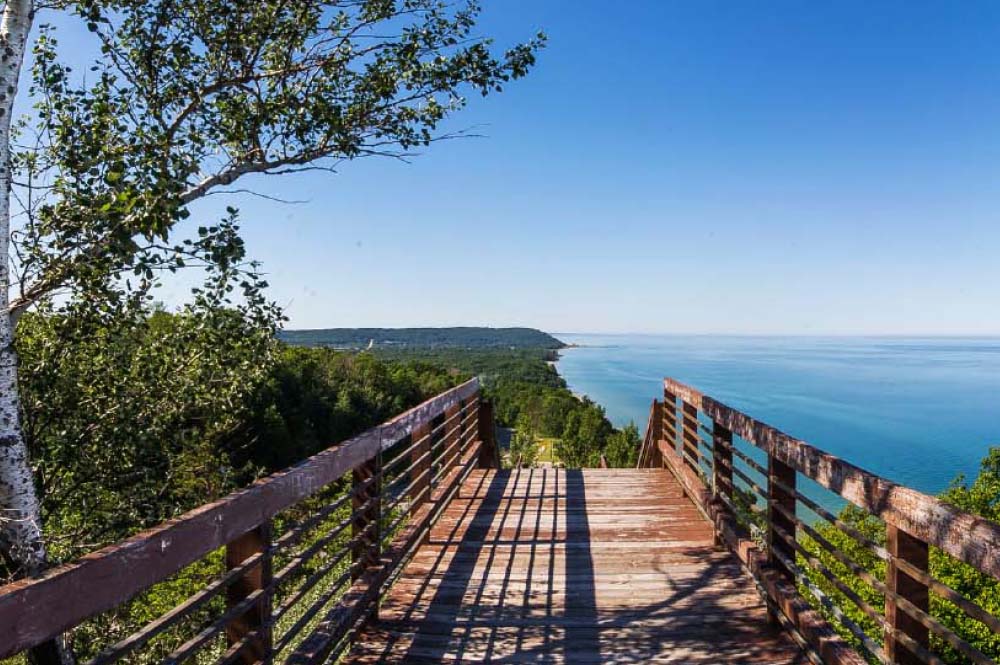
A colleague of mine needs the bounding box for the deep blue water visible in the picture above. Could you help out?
[556,334,1000,501]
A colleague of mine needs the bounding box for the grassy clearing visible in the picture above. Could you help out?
[537,437,560,464]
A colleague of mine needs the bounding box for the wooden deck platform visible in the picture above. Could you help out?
[343,468,808,663]
[6,380,999,664]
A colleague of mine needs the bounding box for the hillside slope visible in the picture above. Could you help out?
[279,327,565,350]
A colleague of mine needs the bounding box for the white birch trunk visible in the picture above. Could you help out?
[0,0,41,577]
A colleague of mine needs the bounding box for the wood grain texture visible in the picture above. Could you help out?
[476,400,499,469]
[653,429,867,665]
[288,440,483,665]
[664,377,1000,581]
[224,523,272,664]
[342,468,807,664]
[885,526,930,665]
[0,378,479,658]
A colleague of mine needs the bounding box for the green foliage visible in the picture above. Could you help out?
[509,416,539,467]
[11,2,544,316]
[942,447,1000,521]
[7,0,540,568]
[66,549,229,662]
[280,327,565,350]
[242,346,459,472]
[603,423,640,468]
[375,347,571,436]
[797,506,886,661]
[0,0,546,653]
[556,400,614,468]
[17,294,279,564]
[12,309,457,572]
[377,347,564,394]
[365,345,639,469]
[11,311,460,655]
[931,448,1000,662]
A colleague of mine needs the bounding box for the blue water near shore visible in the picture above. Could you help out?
[556,334,1000,506]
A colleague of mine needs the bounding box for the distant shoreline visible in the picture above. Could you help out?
[279,326,566,350]
[549,345,589,403]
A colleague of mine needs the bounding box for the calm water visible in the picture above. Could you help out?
[556,334,1000,500]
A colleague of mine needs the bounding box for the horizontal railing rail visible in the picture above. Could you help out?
[0,377,497,665]
[641,377,1000,665]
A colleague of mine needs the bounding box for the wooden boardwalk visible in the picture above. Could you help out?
[344,468,808,663]
[6,380,1000,664]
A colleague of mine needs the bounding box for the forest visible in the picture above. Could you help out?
[0,0,546,604]
[279,327,566,350]
[10,309,1000,662]
[372,344,640,469]
[11,320,461,577]
[284,325,643,468]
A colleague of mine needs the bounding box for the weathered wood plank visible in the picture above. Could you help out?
[655,421,866,665]
[768,454,797,626]
[664,377,1000,579]
[342,468,806,664]
[225,524,273,664]
[885,525,930,665]
[475,399,499,469]
[408,423,431,517]
[0,378,479,659]
[288,439,483,665]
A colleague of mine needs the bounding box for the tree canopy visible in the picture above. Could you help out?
[0,0,544,593]
[12,0,544,317]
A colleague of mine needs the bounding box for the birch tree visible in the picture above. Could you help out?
[0,0,44,579]
[0,0,543,581]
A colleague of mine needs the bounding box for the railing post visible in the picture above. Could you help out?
[439,401,463,482]
[681,400,700,474]
[662,389,678,466]
[458,397,472,466]
[649,400,663,468]
[352,455,381,624]
[767,453,796,626]
[476,398,499,468]
[885,525,929,664]
[225,522,273,664]
[711,422,733,547]
[409,422,431,516]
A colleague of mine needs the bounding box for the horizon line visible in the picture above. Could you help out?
[279,326,1000,339]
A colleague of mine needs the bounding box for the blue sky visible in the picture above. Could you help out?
[33,2,1000,334]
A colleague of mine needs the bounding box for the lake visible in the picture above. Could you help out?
[556,334,1000,503]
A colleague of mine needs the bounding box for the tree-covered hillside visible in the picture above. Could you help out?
[369,346,640,469]
[11,319,460,574]
[279,327,566,350]
[278,328,638,469]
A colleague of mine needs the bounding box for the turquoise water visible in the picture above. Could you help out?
[556,334,1000,499]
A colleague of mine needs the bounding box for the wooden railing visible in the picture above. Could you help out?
[638,377,1000,665]
[0,378,497,665]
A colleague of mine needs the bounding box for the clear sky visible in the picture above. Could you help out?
[35,2,1000,334]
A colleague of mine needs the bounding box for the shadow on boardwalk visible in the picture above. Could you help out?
[346,468,807,664]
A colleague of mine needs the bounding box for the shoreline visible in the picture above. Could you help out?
[550,345,589,403]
